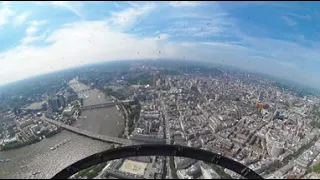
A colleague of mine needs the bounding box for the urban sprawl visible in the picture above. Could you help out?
[1,64,320,179]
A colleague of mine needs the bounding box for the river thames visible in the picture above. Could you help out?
[0,79,124,179]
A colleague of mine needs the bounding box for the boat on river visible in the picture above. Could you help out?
[50,139,71,150]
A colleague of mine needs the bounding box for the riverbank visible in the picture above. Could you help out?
[0,138,41,151]
[0,128,62,152]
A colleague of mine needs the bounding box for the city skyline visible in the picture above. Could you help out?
[0,2,320,88]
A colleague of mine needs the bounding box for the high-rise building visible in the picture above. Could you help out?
[258,91,264,102]
[57,95,65,109]
[152,73,158,87]
[48,98,59,112]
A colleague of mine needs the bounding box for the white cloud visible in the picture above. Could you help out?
[51,1,83,19]
[155,34,169,40]
[108,3,156,29]
[126,2,140,8]
[169,1,201,8]
[168,12,227,19]
[163,2,233,38]
[21,35,42,44]
[281,15,297,27]
[167,26,225,37]
[12,12,31,27]
[165,16,233,38]
[26,26,37,36]
[30,20,47,26]
[0,5,15,26]
[286,12,311,20]
[23,20,47,44]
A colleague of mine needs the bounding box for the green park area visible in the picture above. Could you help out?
[311,162,320,173]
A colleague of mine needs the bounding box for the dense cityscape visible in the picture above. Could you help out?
[1,60,320,179]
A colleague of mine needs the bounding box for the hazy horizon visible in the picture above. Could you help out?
[0,59,318,93]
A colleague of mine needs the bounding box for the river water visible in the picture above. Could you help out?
[0,79,124,179]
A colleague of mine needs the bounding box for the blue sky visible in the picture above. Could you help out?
[0,2,320,88]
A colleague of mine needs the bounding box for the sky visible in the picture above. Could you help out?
[0,2,320,88]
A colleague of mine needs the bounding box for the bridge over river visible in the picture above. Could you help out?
[80,100,135,110]
[41,117,133,146]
